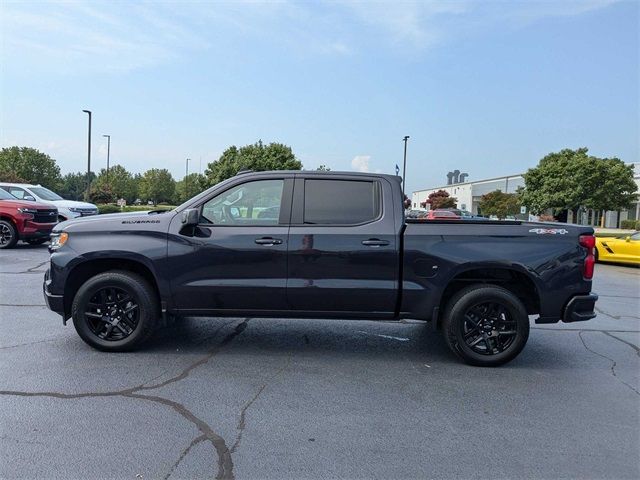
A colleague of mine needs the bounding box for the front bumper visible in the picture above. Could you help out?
[43,269,65,317]
[563,293,598,322]
[19,221,56,240]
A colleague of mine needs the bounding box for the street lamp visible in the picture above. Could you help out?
[402,135,410,196]
[82,110,92,198]
[103,135,111,185]
[185,158,191,197]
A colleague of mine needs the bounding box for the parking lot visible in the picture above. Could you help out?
[1,244,638,479]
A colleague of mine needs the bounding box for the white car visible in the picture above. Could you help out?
[0,183,98,221]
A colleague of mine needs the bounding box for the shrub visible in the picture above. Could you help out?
[98,204,121,214]
[620,219,635,229]
[537,214,557,222]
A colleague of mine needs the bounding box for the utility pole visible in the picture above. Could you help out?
[82,110,92,199]
[402,135,410,196]
[103,135,111,185]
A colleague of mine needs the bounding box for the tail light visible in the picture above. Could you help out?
[579,234,595,280]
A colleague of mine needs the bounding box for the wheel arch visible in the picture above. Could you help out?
[434,263,541,330]
[63,257,163,317]
[0,215,17,227]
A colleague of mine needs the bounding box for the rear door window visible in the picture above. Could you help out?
[7,187,28,199]
[303,179,380,225]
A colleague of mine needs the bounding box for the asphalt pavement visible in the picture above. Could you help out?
[1,243,639,479]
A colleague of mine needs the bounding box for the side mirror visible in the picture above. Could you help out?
[625,236,631,242]
[181,208,200,226]
[24,195,36,201]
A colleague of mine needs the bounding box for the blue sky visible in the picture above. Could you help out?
[1,0,638,194]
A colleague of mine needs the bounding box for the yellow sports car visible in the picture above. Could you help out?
[595,232,640,266]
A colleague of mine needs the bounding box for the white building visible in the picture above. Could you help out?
[411,174,525,216]
[412,163,640,228]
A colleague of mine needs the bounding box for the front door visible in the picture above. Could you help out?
[168,177,292,314]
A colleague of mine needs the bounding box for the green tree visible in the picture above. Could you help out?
[93,165,138,203]
[175,173,207,204]
[0,146,62,189]
[520,148,637,224]
[139,168,175,205]
[422,189,457,209]
[88,186,115,204]
[59,172,95,200]
[479,190,520,219]
[0,171,27,183]
[204,140,302,186]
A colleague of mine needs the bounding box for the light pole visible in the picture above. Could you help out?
[103,135,111,185]
[402,135,410,196]
[185,158,191,198]
[82,110,92,198]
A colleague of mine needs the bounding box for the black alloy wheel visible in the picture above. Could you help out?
[72,270,158,351]
[84,286,140,341]
[443,284,530,367]
[0,220,18,249]
[461,302,518,355]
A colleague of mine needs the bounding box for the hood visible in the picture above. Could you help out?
[0,198,57,210]
[48,199,97,209]
[55,209,175,233]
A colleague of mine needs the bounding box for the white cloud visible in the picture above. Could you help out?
[351,155,371,173]
[0,0,619,74]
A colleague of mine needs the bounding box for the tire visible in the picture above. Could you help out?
[72,270,159,351]
[0,220,18,249]
[442,284,530,367]
[26,238,48,245]
[594,248,599,262]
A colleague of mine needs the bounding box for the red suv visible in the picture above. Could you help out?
[426,209,461,220]
[0,188,58,248]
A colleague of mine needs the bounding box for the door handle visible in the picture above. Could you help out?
[255,237,283,245]
[361,239,390,247]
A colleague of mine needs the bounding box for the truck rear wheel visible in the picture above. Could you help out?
[442,285,529,367]
[71,271,159,352]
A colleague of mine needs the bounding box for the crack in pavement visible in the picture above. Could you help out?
[578,331,640,396]
[230,354,293,454]
[532,327,640,333]
[0,303,47,307]
[595,306,640,321]
[1,261,51,275]
[0,317,251,480]
[0,337,65,350]
[603,331,640,357]
[136,321,231,389]
[597,294,639,299]
[127,392,234,480]
[164,434,208,480]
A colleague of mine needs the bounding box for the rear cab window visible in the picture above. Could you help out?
[303,179,380,225]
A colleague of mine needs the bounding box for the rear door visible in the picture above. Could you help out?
[286,175,399,316]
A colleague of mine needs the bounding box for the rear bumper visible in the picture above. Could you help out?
[563,293,598,323]
[535,292,598,324]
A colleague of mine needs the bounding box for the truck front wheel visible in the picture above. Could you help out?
[0,220,18,249]
[71,271,159,351]
[442,285,530,367]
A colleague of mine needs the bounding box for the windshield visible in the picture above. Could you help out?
[0,188,16,200]
[29,187,63,201]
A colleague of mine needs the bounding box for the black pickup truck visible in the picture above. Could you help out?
[44,171,598,366]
